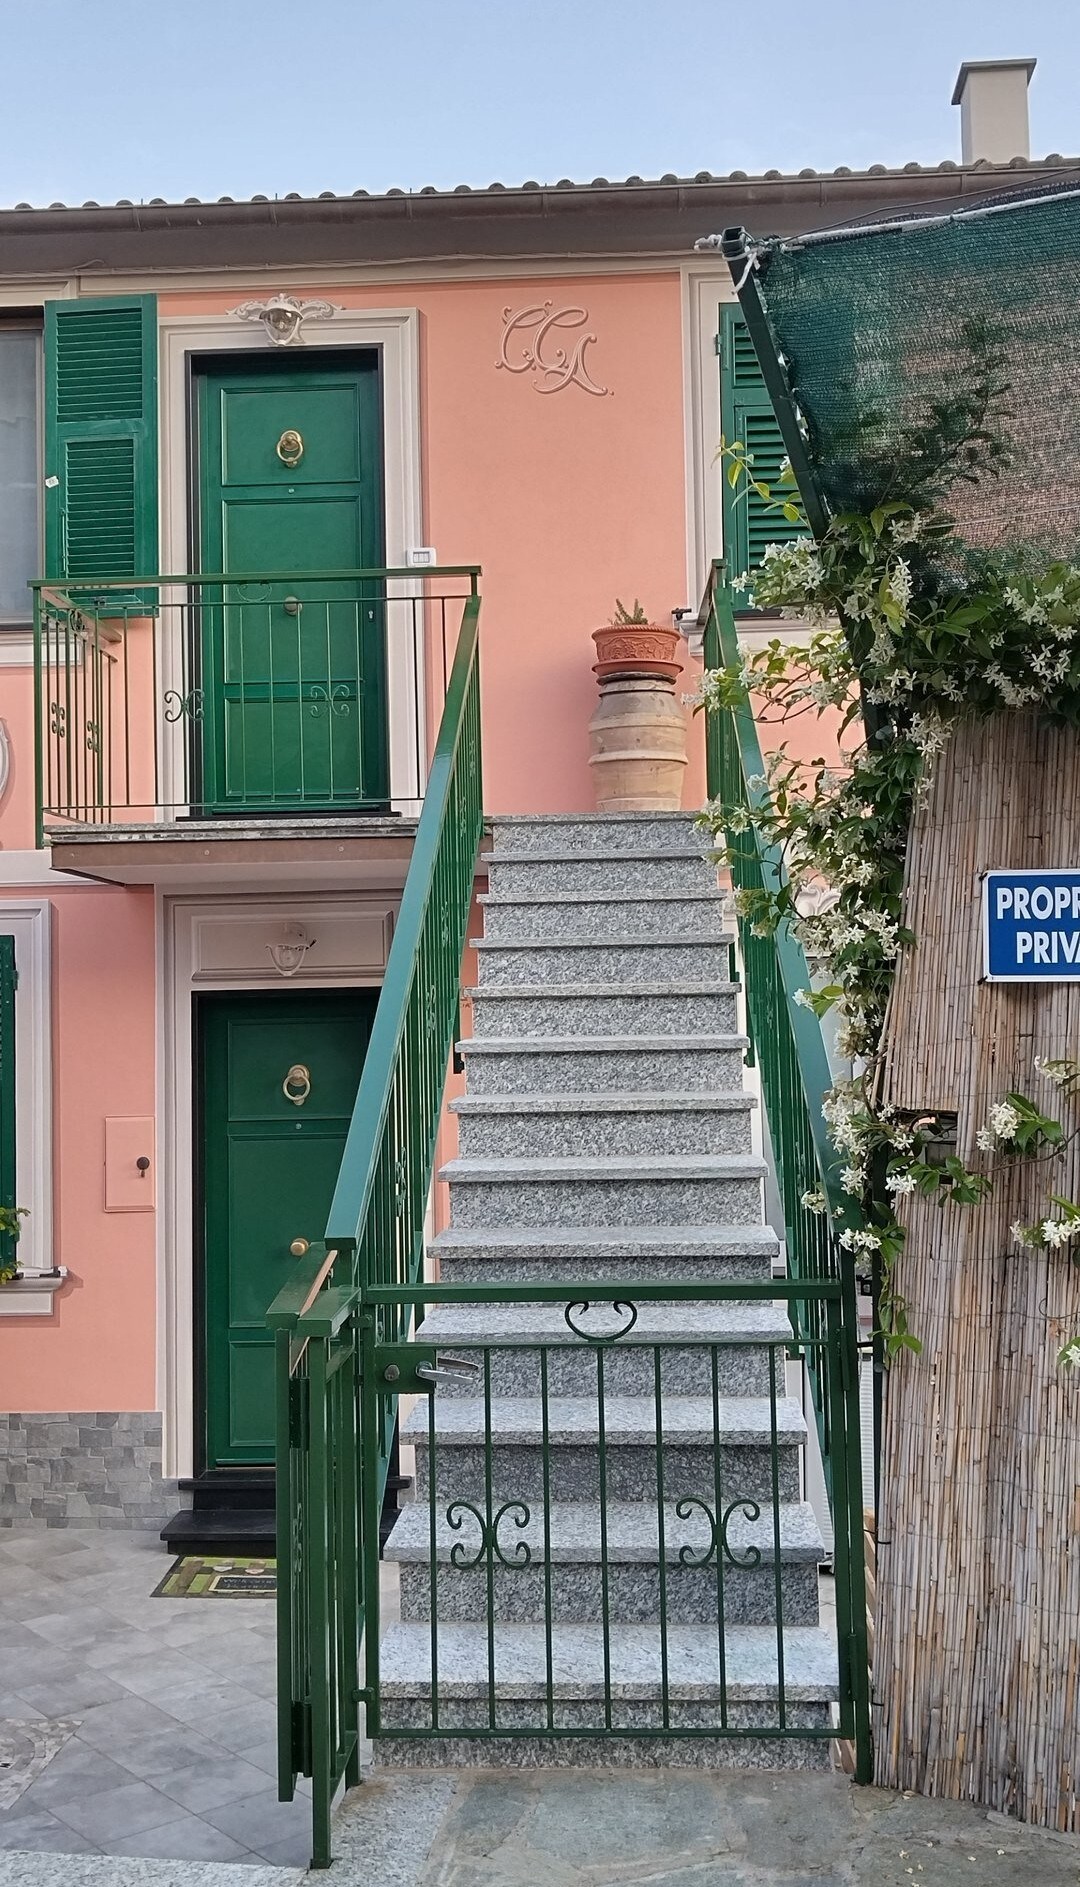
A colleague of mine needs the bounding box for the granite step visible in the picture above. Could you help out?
[475,935,733,985]
[477,895,730,945]
[486,850,720,900]
[457,1036,749,1095]
[466,982,740,1040]
[429,1222,780,1285]
[374,1619,837,1744]
[442,1155,765,1229]
[489,813,707,857]
[388,1499,824,1626]
[404,1393,805,1504]
[452,1091,754,1159]
[408,1298,789,1395]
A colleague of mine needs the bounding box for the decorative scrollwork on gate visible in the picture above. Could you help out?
[445,1499,533,1568]
[163,688,204,724]
[309,684,351,719]
[50,702,67,738]
[563,1300,639,1343]
[85,719,101,755]
[674,1495,763,1569]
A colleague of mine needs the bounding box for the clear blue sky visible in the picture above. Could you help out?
[2,0,1075,207]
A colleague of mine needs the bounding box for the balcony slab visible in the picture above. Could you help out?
[45,817,429,890]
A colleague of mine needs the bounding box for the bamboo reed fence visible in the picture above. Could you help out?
[875,713,1080,1827]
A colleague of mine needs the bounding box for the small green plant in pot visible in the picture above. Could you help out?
[0,1205,28,1283]
[592,598,683,682]
[588,597,688,812]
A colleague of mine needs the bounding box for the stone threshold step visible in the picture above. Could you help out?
[465,981,739,1000]
[429,1224,780,1261]
[386,1498,824,1566]
[458,1034,748,1057]
[473,940,732,961]
[441,1155,767,1183]
[450,1092,753,1117]
[493,814,701,826]
[413,1299,790,1346]
[485,844,715,863]
[378,1621,838,1700]
[402,1394,806,1449]
[477,891,729,909]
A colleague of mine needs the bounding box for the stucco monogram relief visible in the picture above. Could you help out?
[496,302,609,396]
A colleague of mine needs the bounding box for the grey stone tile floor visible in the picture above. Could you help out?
[0,1525,312,1876]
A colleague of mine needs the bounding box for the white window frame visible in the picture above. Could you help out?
[0,319,44,636]
[0,900,53,1275]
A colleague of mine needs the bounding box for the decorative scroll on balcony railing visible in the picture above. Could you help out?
[31,568,480,842]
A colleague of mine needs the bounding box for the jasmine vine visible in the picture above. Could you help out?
[695,445,1080,1360]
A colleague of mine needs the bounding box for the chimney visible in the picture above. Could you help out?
[952,58,1036,164]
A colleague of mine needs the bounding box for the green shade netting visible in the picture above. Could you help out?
[753,181,1080,573]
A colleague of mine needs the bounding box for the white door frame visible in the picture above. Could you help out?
[157,889,399,1480]
[158,309,426,811]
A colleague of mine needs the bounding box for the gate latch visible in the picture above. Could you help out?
[375,1344,481,1394]
[417,1354,482,1389]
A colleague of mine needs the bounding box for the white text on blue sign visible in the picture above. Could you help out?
[983,870,1080,980]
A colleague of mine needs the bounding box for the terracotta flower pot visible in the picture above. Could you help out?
[592,622,683,683]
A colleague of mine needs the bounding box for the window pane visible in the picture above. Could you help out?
[0,332,39,622]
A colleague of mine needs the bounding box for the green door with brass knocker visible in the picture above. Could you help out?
[196,351,386,813]
[199,988,378,1468]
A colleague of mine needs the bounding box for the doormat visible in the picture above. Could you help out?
[153,1555,276,1598]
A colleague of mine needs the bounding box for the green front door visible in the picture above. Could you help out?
[197,352,386,812]
[199,988,377,1469]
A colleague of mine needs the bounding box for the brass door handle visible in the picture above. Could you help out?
[276,429,303,468]
[283,1064,311,1106]
[290,1237,310,1258]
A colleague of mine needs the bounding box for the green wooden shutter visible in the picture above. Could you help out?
[43,295,158,584]
[0,936,16,1276]
[718,304,809,608]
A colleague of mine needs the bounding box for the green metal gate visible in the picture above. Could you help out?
[268,564,872,1868]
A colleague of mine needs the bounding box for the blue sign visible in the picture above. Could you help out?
[983,870,1080,981]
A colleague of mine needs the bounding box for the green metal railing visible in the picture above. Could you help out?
[700,564,860,1340]
[700,559,871,1761]
[267,586,482,1866]
[32,568,480,839]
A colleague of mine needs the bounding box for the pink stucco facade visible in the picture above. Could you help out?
[0,260,711,1432]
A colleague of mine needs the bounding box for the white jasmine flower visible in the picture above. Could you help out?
[989,1101,1020,1141]
[975,1127,997,1153]
[1041,1219,1075,1249]
[1059,1339,1080,1368]
[839,1227,882,1253]
[885,1170,917,1195]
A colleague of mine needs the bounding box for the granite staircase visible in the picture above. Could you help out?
[377,812,836,1765]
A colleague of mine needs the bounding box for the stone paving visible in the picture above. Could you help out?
[0,1525,310,1870]
[328,1769,1080,1887]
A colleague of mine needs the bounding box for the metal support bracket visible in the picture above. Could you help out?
[374,1343,438,1394]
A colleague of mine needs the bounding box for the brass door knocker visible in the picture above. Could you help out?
[283,1063,311,1106]
[276,429,304,468]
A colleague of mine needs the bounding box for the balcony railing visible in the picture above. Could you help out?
[32,567,480,843]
